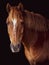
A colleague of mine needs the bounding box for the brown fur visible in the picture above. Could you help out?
[6,3,49,65]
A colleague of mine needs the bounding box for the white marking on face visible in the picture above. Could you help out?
[12,18,17,37]
[12,19,17,30]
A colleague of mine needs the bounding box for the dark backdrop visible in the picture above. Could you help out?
[0,0,49,65]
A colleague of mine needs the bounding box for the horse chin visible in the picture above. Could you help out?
[10,42,21,53]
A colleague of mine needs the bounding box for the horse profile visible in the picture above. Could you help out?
[6,3,49,65]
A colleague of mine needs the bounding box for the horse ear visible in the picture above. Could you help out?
[6,3,11,13]
[17,3,24,11]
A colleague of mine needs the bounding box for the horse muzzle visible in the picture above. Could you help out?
[10,43,21,53]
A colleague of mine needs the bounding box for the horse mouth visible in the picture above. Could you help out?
[10,43,21,53]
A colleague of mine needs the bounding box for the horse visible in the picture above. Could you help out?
[6,3,49,65]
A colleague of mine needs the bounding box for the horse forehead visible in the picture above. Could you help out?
[12,18,17,26]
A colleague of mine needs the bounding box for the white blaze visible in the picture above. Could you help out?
[12,19,17,30]
[12,18,17,36]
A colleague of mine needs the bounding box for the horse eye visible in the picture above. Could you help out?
[6,21,10,25]
[6,21,13,25]
[21,22,24,25]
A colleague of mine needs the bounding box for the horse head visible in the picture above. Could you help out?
[6,3,24,52]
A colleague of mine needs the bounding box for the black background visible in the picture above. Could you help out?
[0,0,49,65]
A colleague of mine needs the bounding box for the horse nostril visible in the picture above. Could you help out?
[17,43,21,49]
[10,43,21,53]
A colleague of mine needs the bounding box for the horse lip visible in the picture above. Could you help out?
[10,43,21,53]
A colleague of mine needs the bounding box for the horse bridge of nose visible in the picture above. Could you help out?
[12,18,17,32]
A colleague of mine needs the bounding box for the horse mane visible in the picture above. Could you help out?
[23,10,48,32]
